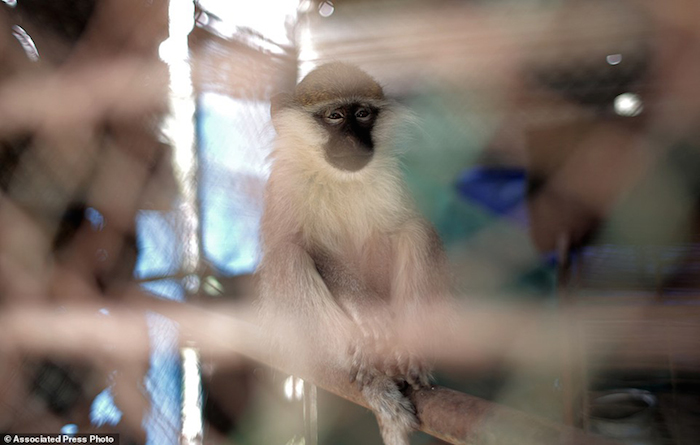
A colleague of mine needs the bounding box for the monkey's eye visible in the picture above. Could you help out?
[355,107,372,120]
[324,109,345,124]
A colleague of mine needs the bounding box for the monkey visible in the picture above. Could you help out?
[257,62,450,445]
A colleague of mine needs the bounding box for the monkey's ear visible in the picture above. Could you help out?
[270,92,292,119]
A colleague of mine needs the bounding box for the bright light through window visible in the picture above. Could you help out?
[197,0,299,45]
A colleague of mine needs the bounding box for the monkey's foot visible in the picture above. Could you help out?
[388,350,432,391]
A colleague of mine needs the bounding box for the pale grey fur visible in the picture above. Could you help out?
[257,89,449,445]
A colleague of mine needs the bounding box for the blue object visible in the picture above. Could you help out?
[90,387,122,427]
[60,424,79,435]
[455,167,527,215]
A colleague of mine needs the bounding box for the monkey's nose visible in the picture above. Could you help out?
[347,136,373,153]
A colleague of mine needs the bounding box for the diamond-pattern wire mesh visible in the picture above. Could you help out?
[0,0,180,440]
[0,0,291,440]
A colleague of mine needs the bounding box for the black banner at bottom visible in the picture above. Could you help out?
[3,435,119,445]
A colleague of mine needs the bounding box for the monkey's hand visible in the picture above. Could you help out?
[392,315,433,391]
[348,309,431,391]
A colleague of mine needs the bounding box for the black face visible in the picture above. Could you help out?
[315,102,379,172]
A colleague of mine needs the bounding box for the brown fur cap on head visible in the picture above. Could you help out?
[271,62,384,118]
[295,62,384,106]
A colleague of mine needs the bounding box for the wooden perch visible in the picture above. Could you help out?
[0,300,631,445]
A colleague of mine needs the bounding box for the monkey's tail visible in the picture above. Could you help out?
[362,375,418,445]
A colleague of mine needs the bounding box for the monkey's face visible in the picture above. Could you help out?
[271,63,393,175]
[314,102,378,172]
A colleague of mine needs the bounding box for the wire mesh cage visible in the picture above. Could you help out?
[1,0,700,444]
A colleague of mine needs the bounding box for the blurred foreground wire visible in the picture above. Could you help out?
[2,0,700,444]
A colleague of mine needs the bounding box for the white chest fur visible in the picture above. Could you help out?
[269,109,413,250]
[293,159,411,251]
